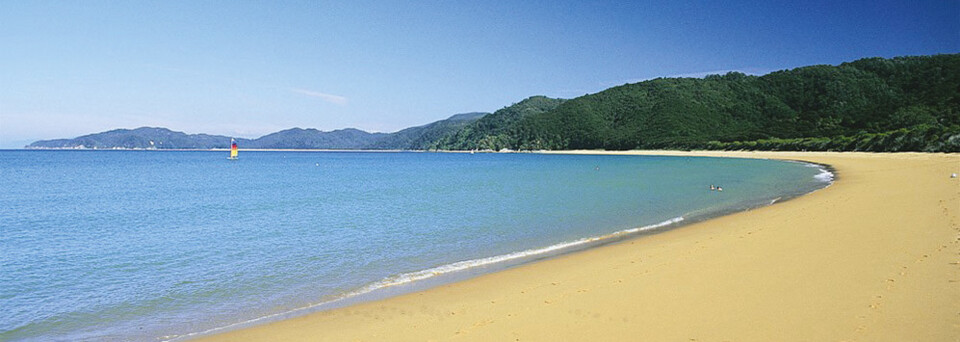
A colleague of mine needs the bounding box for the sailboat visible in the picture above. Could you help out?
[228,138,238,160]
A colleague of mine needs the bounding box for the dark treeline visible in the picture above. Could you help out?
[433,54,960,152]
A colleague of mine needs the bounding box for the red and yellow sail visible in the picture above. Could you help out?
[229,139,238,159]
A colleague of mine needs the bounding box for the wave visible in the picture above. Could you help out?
[814,168,834,182]
[361,216,685,290]
[798,161,834,183]
[169,215,685,341]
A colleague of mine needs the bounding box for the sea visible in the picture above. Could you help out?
[0,150,832,341]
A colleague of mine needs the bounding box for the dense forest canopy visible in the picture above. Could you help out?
[432,54,959,152]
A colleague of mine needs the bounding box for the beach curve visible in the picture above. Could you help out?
[194,151,960,342]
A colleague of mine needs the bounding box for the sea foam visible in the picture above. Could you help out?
[362,216,685,290]
[171,215,685,341]
[814,168,834,182]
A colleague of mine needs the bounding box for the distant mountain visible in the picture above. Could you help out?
[26,127,244,149]
[28,127,387,150]
[26,113,487,150]
[366,112,488,150]
[248,128,386,149]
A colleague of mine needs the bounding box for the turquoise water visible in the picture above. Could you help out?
[0,151,830,341]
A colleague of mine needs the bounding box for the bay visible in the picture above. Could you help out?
[0,151,830,341]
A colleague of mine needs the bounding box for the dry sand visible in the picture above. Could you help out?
[196,151,959,342]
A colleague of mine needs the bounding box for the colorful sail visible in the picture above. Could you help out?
[229,139,238,159]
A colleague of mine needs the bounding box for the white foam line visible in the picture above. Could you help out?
[366,216,684,290]
[814,167,834,182]
[169,216,685,341]
[799,161,834,184]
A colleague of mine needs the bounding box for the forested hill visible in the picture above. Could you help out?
[432,96,566,150]
[433,54,959,152]
[366,112,489,150]
[28,54,960,152]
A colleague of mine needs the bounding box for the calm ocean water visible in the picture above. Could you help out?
[0,151,830,341]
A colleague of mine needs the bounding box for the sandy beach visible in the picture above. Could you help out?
[196,151,959,341]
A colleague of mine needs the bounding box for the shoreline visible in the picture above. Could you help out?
[174,156,831,341]
[195,151,959,341]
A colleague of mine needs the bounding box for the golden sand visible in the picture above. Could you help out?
[196,152,959,341]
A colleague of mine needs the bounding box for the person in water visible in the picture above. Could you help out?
[717,186,723,192]
[710,185,716,191]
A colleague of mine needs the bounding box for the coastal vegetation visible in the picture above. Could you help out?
[28,54,960,152]
[430,96,566,151]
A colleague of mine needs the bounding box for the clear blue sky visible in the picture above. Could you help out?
[1,0,957,147]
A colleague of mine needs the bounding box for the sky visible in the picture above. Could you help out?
[1,0,957,148]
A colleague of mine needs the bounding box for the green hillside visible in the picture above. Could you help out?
[436,54,960,152]
[434,96,566,150]
[366,112,488,150]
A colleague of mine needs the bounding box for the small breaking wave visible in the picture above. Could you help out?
[363,216,685,290]
[814,168,834,182]
[801,162,834,183]
[172,216,685,341]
